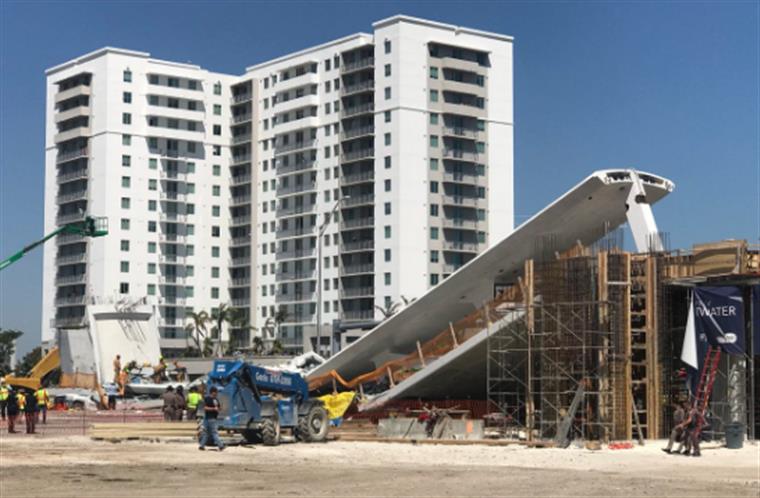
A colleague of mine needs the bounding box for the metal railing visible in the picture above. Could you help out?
[230,174,252,185]
[229,257,252,267]
[56,148,88,164]
[57,167,89,183]
[342,194,374,208]
[441,126,479,139]
[340,240,374,252]
[340,287,374,298]
[56,274,87,285]
[341,80,374,96]
[230,215,252,226]
[340,264,374,276]
[342,310,375,321]
[56,252,87,265]
[341,171,375,185]
[340,217,374,230]
[274,139,317,155]
[342,103,374,118]
[342,57,374,73]
[55,295,88,306]
[340,125,374,141]
[340,148,374,162]
[442,241,479,252]
[276,160,316,175]
[56,190,88,204]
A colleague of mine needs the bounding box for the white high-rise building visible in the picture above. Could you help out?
[42,16,514,355]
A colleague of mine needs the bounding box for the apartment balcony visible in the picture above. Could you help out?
[440,102,485,119]
[340,171,374,186]
[158,296,187,307]
[56,252,87,265]
[340,125,374,141]
[273,94,319,115]
[276,159,316,176]
[340,148,374,163]
[342,310,375,321]
[55,126,90,144]
[230,236,251,248]
[230,215,252,227]
[231,92,253,104]
[56,212,86,225]
[276,203,317,218]
[147,84,202,101]
[229,277,252,288]
[229,194,252,207]
[229,257,252,267]
[276,225,316,239]
[158,232,186,244]
[340,217,374,230]
[276,248,317,260]
[278,71,319,90]
[230,297,251,307]
[342,194,374,208]
[159,275,186,286]
[276,182,316,197]
[56,233,86,245]
[340,263,374,276]
[231,154,252,165]
[230,174,252,186]
[282,313,315,325]
[231,113,253,125]
[57,167,89,184]
[147,106,202,123]
[273,139,317,156]
[441,79,487,98]
[442,241,479,252]
[275,291,316,304]
[442,148,480,162]
[275,269,316,282]
[160,212,187,223]
[340,240,374,253]
[56,273,87,286]
[158,254,186,265]
[55,106,89,124]
[51,316,88,329]
[54,84,91,104]
[272,116,319,135]
[55,295,88,307]
[442,263,467,274]
[231,134,252,145]
[159,167,187,181]
[441,126,480,140]
[56,147,89,164]
[441,218,479,230]
[159,191,186,203]
[341,57,374,74]
[441,194,481,208]
[440,56,484,73]
[57,189,88,204]
[342,103,374,118]
[340,80,374,97]
[339,287,374,298]
[442,171,484,186]
[147,126,201,143]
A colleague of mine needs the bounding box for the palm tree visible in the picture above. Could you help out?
[273,306,289,342]
[184,311,210,357]
[251,337,265,355]
[210,303,240,356]
[400,295,417,306]
[374,301,401,320]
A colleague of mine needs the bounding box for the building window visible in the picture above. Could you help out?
[120,261,129,273]
[478,231,486,244]
[478,186,486,199]
[185,286,194,298]
[213,164,221,176]
[213,124,221,136]
[213,145,221,156]
[430,204,439,216]
[430,158,439,170]
[384,179,391,192]
[186,224,194,236]
[384,202,391,215]
[211,287,219,299]
[147,284,156,296]
[429,135,439,147]
[478,209,486,221]
[148,263,156,274]
[211,267,220,278]
[430,274,439,285]
[384,87,391,100]
[122,134,131,146]
[477,142,486,153]
[121,155,131,167]
[119,282,129,294]
[212,246,220,257]
[430,227,439,240]
[214,82,222,95]
[149,74,159,85]
[148,137,158,148]
[148,242,156,253]
[384,226,391,239]
[186,204,195,215]
[430,181,439,193]
[123,69,132,82]
[148,200,156,211]
[123,91,132,103]
[121,197,130,209]
[430,113,438,125]
[384,133,391,146]
[429,90,438,102]
[477,119,486,131]
[429,67,438,79]
[120,218,130,230]
[384,39,391,54]
[149,158,157,170]
[186,245,194,256]
[149,179,157,191]
[384,64,391,77]
[122,113,131,125]
[121,176,130,188]
[120,240,129,251]
[384,110,391,123]
[211,225,220,237]
[430,250,439,263]
[148,221,156,232]
[384,272,391,285]
[212,185,221,197]
[384,156,391,169]
[384,249,391,262]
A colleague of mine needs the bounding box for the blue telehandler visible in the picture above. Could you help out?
[206,359,328,446]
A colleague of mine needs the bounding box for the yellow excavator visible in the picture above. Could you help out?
[5,347,61,390]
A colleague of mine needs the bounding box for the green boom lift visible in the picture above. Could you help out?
[0,216,108,272]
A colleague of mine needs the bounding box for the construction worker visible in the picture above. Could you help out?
[173,360,187,382]
[198,386,224,451]
[16,389,26,424]
[153,356,168,383]
[186,386,202,419]
[113,355,122,384]
[662,401,688,454]
[174,385,186,421]
[161,385,176,421]
[24,389,37,434]
[6,386,19,433]
[35,385,50,424]
[681,405,702,457]
[0,378,9,420]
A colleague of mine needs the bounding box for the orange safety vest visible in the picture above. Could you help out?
[17,393,25,410]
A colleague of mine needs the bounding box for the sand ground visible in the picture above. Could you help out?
[0,435,758,497]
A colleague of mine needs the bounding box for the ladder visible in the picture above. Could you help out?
[692,345,721,436]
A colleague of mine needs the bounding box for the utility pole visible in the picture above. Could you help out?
[315,197,348,355]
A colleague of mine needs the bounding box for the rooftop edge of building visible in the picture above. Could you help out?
[373,14,514,43]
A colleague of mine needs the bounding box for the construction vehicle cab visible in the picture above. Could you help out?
[207,360,328,446]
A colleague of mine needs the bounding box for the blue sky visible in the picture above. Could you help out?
[1,1,758,356]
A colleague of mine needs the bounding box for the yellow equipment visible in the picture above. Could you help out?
[6,347,60,390]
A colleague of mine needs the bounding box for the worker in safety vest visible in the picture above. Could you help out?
[0,378,9,421]
[24,389,37,434]
[6,386,19,433]
[16,390,26,414]
[186,386,202,419]
[35,386,50,424]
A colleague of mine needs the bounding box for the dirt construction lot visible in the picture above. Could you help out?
[0,435,758,497]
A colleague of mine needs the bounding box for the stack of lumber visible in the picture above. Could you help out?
[90,422,197,441]
[330,419,378,441]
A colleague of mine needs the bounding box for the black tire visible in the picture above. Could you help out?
[242,428,262,444]
[299,405,329,443]
[261,417,280,446]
